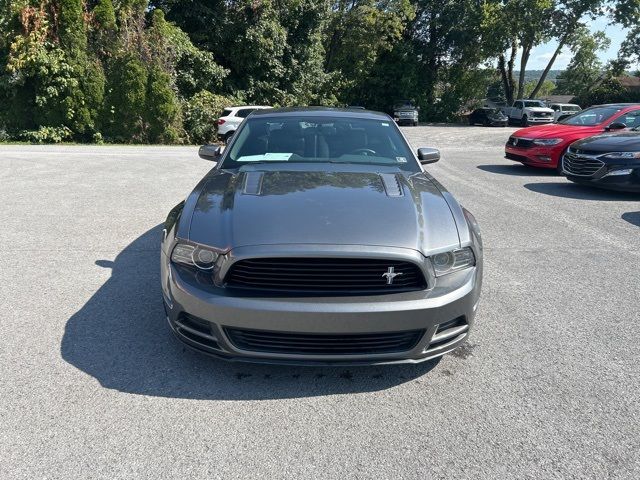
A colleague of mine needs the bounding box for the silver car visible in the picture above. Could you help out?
[161,107,483,365]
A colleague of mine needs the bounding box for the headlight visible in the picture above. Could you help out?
[532,138,563,146]
[171,242,224,270]
[430,247,476,277]
[600,151,640,160]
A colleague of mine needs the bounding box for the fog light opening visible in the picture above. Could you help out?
[604,168,633,177]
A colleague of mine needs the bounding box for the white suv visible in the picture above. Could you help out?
[549,103,581,122]
[217,106,272,142]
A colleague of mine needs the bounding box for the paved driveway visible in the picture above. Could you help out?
[1,128,639,479]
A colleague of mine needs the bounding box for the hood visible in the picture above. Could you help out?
[572,131,640,152]
[187,166,460,254]
[513,123,602,139]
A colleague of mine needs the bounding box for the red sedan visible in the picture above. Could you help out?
[504,103,640,171]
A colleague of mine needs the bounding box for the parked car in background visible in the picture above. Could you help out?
[550,103,582,122]
[505,103,640,172]
[217,106,272,142]
[163,107,483,365]
[393,101,419,126]
[500,99,554,126]
[563,127,640,192]
[468,108,508,127]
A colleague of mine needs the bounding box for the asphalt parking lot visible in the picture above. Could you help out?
[2,126,639,479]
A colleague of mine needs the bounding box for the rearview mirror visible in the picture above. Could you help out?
[606,122,627,131]
[417,147,440,164]
[198,144,223,161]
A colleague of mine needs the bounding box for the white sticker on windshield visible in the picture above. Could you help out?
[396,156,407,163]
[237,153,292,162]
[381,122,390,127]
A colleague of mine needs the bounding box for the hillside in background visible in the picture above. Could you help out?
[515,70,564,83]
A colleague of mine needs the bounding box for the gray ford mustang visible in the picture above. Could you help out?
[161,107,482,365]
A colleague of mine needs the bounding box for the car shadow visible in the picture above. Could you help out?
[622,211,640,227]
[477,164,558,177]
[61,225,441,400]
[524,182,640,201]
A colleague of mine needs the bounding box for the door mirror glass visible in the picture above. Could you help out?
[417,147,440,164]
[199,144,223,161]
[605,122,627,131]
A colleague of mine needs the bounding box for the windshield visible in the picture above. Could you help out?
[523,101,545,108]
[564,105,581,112]
[222,116,419,172]
[559,106,622,126]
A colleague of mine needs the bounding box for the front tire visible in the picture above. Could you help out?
[224,131,235,144]
[521,115,529,127]
[413,120,418,127]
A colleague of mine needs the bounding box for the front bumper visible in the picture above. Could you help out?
[161,250,482,365]
[528,117,553,124]
[564,161,640,192]
[505,145,560,168]
[395,118,417,126]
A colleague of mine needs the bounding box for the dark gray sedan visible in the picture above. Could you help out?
[161,108,483,365]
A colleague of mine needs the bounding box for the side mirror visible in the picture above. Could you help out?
[417,147,440,164]
[606,122,627,131]
[198,144,223,161]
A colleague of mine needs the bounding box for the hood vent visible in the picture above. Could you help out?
[243,172,264,195]
[379,173,404,197]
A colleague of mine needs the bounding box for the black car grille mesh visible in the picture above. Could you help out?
[507,136,534,148]
[224,327,425,355]
[563,154,605,177]
[224,258,427,295]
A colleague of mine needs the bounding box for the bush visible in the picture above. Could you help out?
[146,67,182,143]
[183,91,238,144]
[18,126,73,143]
[102,55,148,142]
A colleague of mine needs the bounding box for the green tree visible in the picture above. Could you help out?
[574,76,640,106]
[146,66,181,143]
[324,0,415,104]
[102,55,148,142]
[555,29,610,96]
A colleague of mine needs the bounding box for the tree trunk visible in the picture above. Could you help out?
[517,43,532,99]
[498,42,517,104]
[529,37,567,98]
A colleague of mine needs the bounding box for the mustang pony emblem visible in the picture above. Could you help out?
[382,267,403,285]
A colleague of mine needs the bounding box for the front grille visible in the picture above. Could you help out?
[224,327,425,355]
[507,136,533,148]
[563,154,605,177]
[505,152,529,162]
[224,258,427,295]
[532,112,552,118]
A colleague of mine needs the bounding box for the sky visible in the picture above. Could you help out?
[522,15,636,70]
